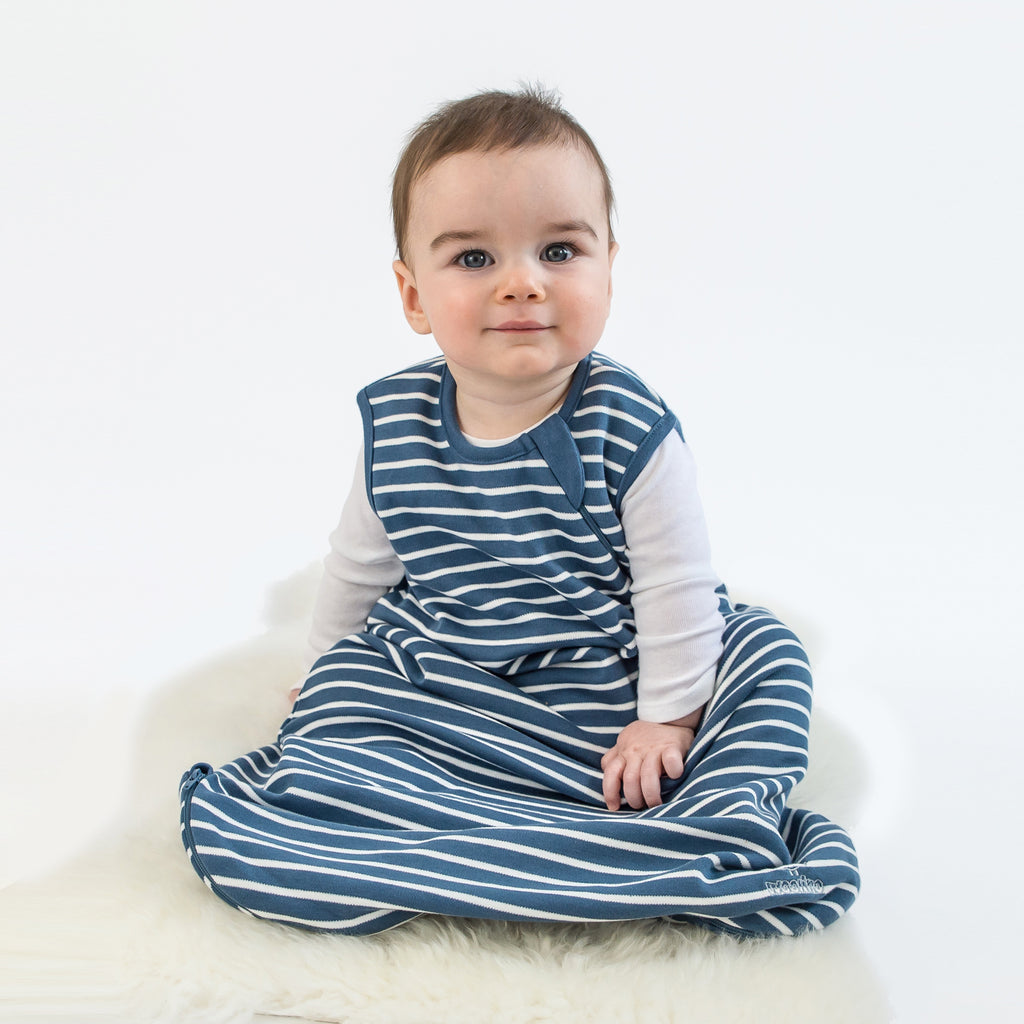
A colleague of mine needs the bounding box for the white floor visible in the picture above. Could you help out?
[2,4,1022,1022]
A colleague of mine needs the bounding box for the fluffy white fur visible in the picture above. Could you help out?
[0,568,889,1024]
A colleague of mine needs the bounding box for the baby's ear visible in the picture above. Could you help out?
[393,261,432,335]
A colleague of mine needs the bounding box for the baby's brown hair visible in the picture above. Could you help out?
[391,85,615,263]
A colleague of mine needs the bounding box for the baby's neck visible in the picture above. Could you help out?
[453,368,576,440]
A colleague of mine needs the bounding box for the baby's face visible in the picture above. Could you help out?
[393,144,617,400]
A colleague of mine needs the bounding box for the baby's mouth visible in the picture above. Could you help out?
[492,320,550,332]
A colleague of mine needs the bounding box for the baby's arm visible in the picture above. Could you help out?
[290,448,403,703]
[601,431,723,809]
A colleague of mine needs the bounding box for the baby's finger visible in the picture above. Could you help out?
[622,758,645,810]
[662,747,686,780]
[640,756,664,808]
[602,755,624,811]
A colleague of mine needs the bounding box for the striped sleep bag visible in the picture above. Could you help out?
[179,354,860,937]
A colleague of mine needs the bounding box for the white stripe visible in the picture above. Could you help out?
[378,504,583,523]
[374,456,549,473]
[581,381,665,417]
[427,607,592,629]
[368,391,440,405]
[373,435,450,450]
[575,404,652,432]
[397,537,616,571]
[374,412,442,428]
[378,368,443,382]
[420,592,571,612]
[571,428,639,453]
[374,481,565,497]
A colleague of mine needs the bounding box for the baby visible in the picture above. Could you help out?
[296,86,724,812]
[181,88,859,937]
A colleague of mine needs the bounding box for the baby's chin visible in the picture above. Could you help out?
[487,339,597,378]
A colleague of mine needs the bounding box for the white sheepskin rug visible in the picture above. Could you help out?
[0,568,889,1024]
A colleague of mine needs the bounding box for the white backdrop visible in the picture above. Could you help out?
[2,3,1021,1021]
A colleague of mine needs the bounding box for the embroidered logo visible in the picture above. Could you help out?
[764,866,825,896]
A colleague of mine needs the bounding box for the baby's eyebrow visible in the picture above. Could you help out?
[546,220,598,239]
[429,229,484,252]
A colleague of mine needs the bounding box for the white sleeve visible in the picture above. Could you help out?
[302,447,405,673]
[621,430,725,722]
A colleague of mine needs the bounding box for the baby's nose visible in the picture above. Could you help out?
[498,261,545,302]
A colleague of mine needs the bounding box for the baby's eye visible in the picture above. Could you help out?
[542,243,575,263]
[456,250,492,269]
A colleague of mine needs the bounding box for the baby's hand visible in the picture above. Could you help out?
[600,719,697,811]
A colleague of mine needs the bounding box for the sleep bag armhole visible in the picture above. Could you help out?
[356,388,377,515]
[615,413,683,516]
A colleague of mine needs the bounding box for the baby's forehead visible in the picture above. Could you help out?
[412,143,608,207]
